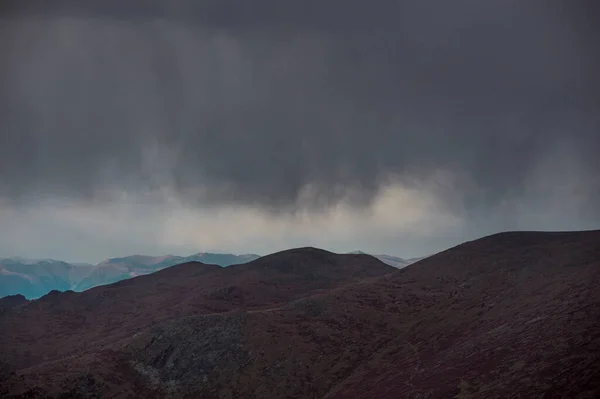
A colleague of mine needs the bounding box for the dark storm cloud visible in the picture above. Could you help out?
[1,1,599,216]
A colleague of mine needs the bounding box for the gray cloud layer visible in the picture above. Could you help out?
[0,1,599,260]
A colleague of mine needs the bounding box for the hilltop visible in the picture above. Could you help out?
[1,251,418,299]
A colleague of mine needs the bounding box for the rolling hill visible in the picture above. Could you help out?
[72,253,261,292]
[1,252,416,299]
[1,231,599,398]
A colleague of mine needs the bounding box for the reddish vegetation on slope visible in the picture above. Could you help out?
[0,249,393,373]
[1,231,599,398]
[0,294,27,312]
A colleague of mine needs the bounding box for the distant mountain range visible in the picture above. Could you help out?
[0,251,421,299]
[0,253,259,299]
[0,258,80,300]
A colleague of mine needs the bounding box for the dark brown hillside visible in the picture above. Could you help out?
[2,231,600,398]
[0,294,27,312]
[324,230,600,398]
[0,248,393,375]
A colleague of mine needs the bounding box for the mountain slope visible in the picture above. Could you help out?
[1,251,411,299]
[0,248,393,387]
[0,294,28,313]
[73,253,260,292]
[1,231,599,398]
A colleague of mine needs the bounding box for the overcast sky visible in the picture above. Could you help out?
[1,1,599,263]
